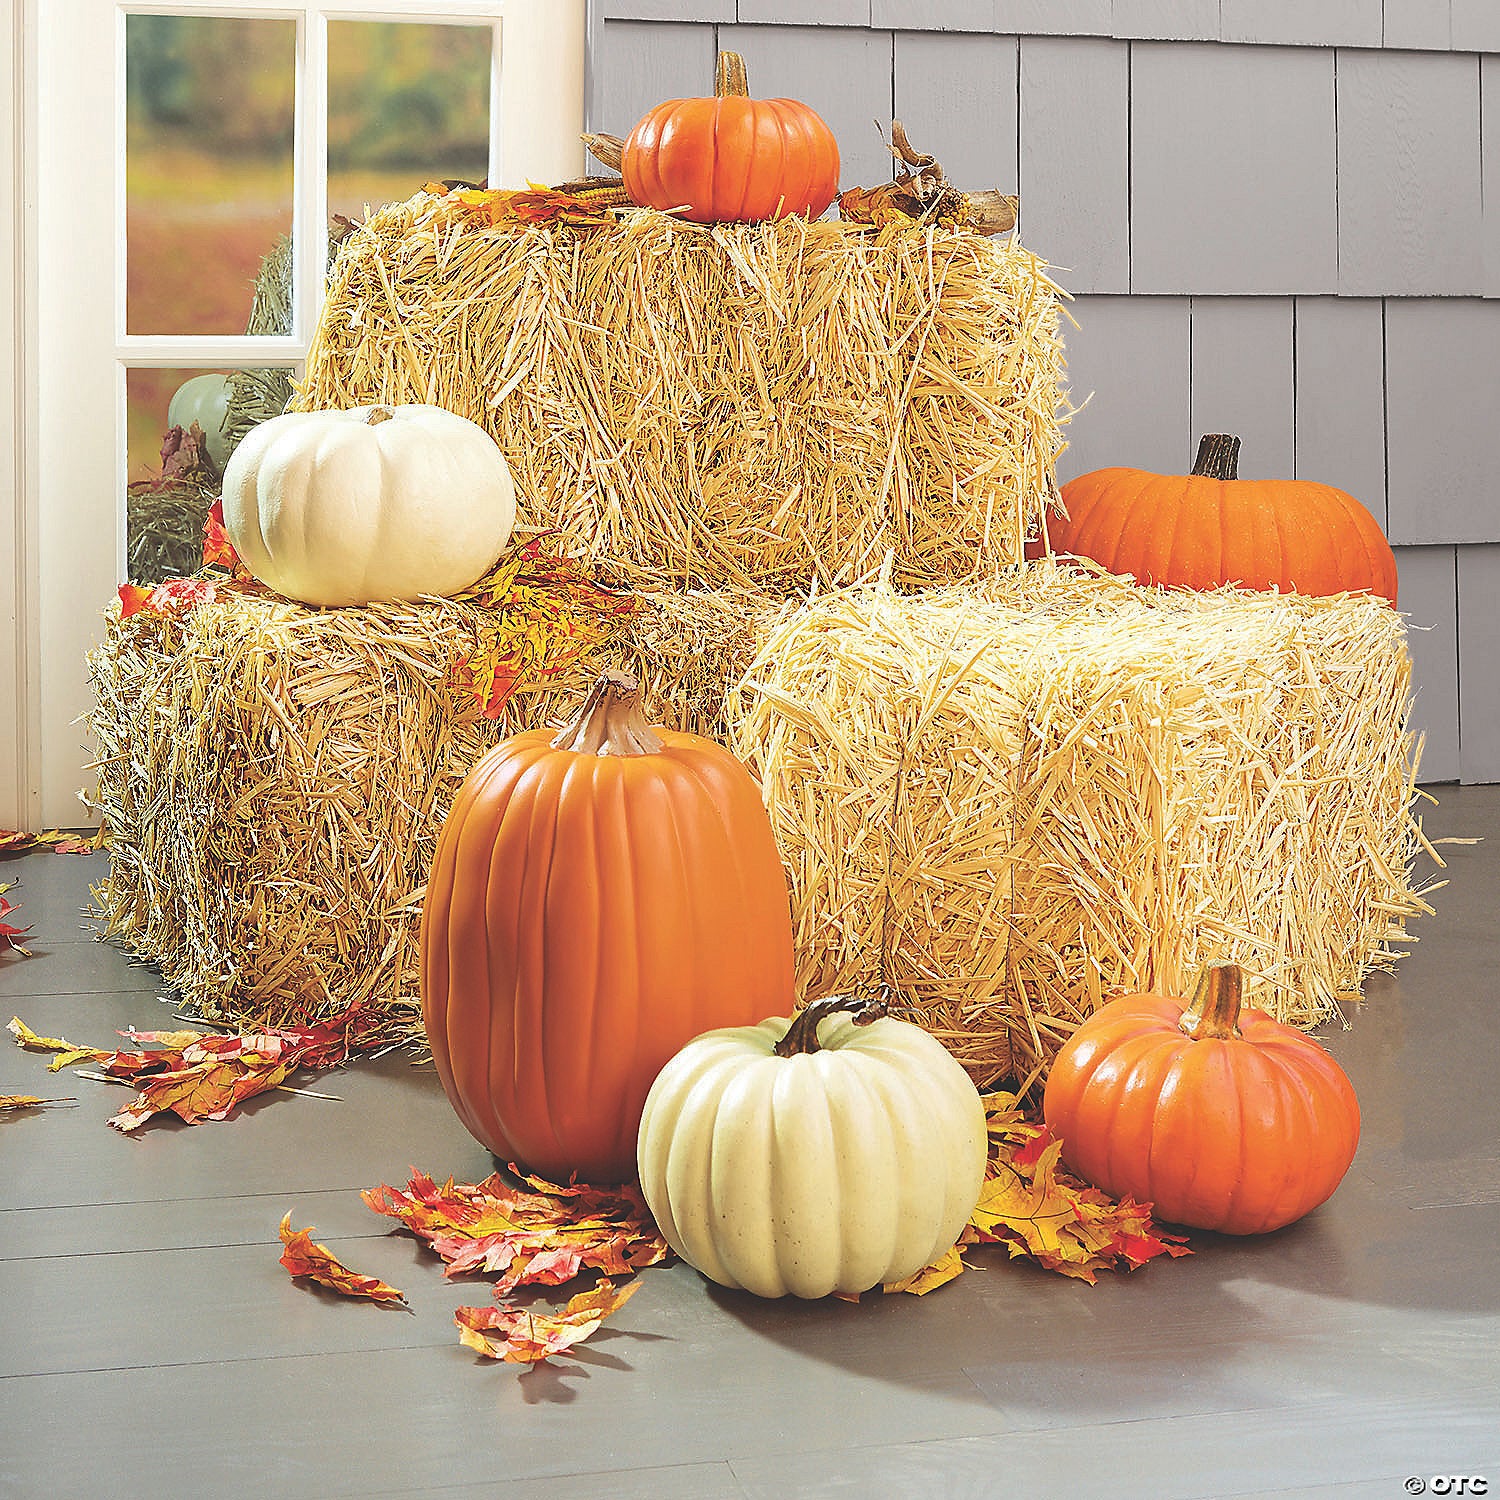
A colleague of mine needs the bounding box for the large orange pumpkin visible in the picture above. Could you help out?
[1042,963,1361,1235]
[420,670,796,1184]
[620,52,840,225]
[1045,434,1398,605]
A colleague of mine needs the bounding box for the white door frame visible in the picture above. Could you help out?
[6,0,586,830]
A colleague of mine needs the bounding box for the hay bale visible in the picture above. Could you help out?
[730,561,1438,1088]
[295,194,1067,594]
[85,576,770,1033]
[126,474,217,586]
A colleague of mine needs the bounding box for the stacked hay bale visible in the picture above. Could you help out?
[295,196,1065,592]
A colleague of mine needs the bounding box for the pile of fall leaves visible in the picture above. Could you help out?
[6,1003,1189,1367]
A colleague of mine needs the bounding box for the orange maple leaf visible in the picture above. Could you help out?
[202,499,241,571]
[363,1167,671,1289]
[884,1092,1191,1294]
[455,1277,640,1363]
[108,1057,293,1132]
[278,1213,409,1307]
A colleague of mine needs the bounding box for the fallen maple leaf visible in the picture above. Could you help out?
[960,1093,1191,1283]
[202,499,241,571]
[0,899,32,956]
[116,577,219,623]
[883,1245,967,1297]
[50,834,100,856]
[1,1094,76,1111]
[455,1277,640,1363]
[1,828,94,856]
[109,1056,294,1131]
[884,1093,1191,1294]
[8,1002,400,1132]
[363,1167,670,1289]
[278,1213,409,1307]
[449,536,636,720]
[7,1017,106,1065]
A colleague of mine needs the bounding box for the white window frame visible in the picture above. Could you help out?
[6,0,585,829]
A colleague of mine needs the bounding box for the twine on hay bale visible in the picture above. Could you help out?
[729,560,1440,1088]
[85,569,773,1034]
[294,193,1068,594]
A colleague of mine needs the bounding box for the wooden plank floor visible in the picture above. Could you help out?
[2,787,1499,1500]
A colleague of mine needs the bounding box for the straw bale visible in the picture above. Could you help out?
[294,195,1067,594]
[730,561,1438,1088]
[126,474,217,586]
[85,579,769,1033]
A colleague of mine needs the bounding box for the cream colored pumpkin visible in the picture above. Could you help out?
[636,996,987,1299]
[168,373,233,472]
[221,404,516,607]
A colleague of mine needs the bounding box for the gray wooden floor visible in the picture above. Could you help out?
[2,788,1499,1500]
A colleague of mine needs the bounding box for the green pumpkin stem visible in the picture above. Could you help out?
[774,993,890,1058]
[1179,962,1244,1041]
[1191,434,1241,481]
[716,51,751,98]
[551,670,664,757]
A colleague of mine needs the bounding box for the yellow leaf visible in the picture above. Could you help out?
[7,1016,106,1063]
[883,1244,967,1296]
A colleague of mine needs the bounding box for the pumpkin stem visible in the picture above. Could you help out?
[1179,962,1244,1041]
[716,51,750,98]
[1191,434,1241,480]
[551,671,664,757]
[774,993,890,1058]
[367,406,395,426]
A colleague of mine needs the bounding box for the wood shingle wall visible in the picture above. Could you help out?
[592,1,1500,783]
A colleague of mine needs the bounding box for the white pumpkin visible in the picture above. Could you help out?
[636,995,987,1300]
[221,404,517,607]
[168,373,233,472]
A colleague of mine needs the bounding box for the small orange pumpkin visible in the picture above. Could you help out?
[420,669,795,1184]
[1044,434,1398,605]
[620,52,840,225]
[1042,963,1360,1235]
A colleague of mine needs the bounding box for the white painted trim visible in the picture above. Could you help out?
[2,0,41,832]
[22,0,585,826]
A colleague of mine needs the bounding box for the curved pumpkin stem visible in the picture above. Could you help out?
[1179,962,1244,1041]
[551,670,664,757]
[1191,434,1241,481]
[716,51,751,98]
[774,992,889,1057]
[367,406,395,426]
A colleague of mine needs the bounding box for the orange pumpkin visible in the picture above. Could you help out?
[620,52,840,225]
[420,670,795,1184]
[1045,434,1398,605]
[1042,963,1360,1235]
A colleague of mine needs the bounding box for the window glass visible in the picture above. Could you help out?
[327,20,492,221]
[126,365,293,585]
[125,15,297,336]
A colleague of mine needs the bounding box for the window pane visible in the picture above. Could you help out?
[327,21,491,221]
[126,365,293,585]
[125,15,296,336]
